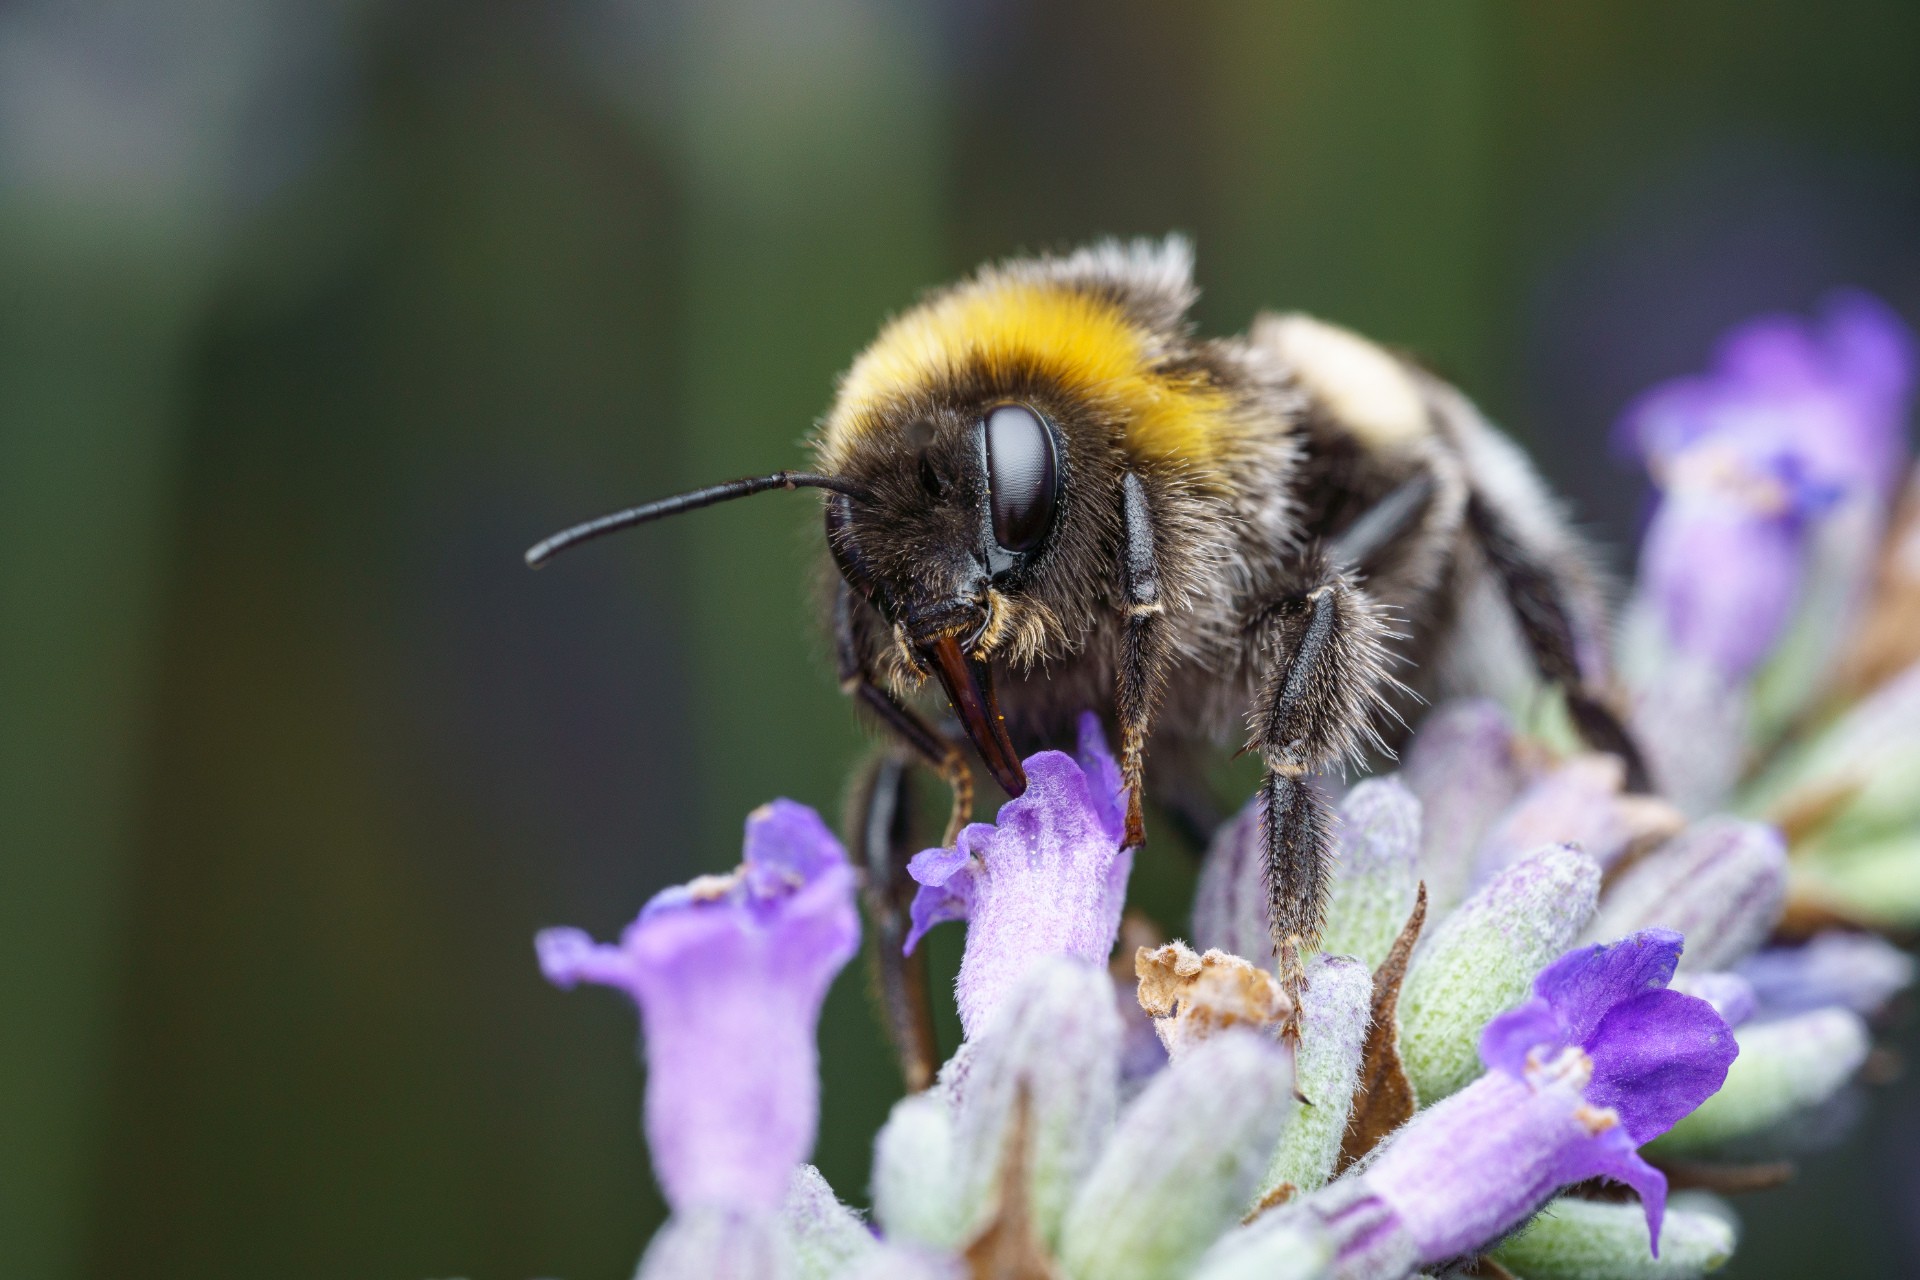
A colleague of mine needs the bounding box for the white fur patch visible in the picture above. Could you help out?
[1263,314,1429,450]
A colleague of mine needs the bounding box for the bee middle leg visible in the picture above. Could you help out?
[1248,553,1401,1036]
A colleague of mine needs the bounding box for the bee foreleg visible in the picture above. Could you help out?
[1248,556,1401,1037]
[836,580,968,1090]
[1115,471,1170,849]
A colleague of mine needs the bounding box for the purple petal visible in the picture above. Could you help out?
[903,837,983,954]
[536,799,860,1214]
[907,731,1134,1040]
[1571,1125,1671,1256]
[1478,998,1571,1080]
[1583,988,1738,1143]
[1074,710,1127,844]
[1530,930,1684,1047]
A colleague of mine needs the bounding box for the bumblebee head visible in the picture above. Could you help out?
[527,237,1215,802]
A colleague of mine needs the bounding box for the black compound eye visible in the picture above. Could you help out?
[983,403,1060,554]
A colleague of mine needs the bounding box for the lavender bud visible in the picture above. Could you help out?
[1491,1194,1737,1279]
[1587,818,1788,971]
[1320,778,1423,969]
[781,1165,877,1280]
[1654,1008,1870,1153]
[1401,700,1526,911]
[1399,844,1602,1102]
[839,1244,965,1280]
[1191,799,1267,960]
[1739,930,1916,1017]
[951,956,1121,1247]
[870,1093,962,1248]
[1058,1030,1296,1280]
[1259,955,1374,1199]
[1476,755,1681,881]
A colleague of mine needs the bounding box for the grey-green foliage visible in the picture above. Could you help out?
[1057,1030,1294,1280]
[1492,1194,1737,1279]
[1399,843,1600,1102]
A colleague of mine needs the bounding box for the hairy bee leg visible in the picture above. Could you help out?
[1115,471,1171,849]
[1463,492,1653,792]
[1249,562,1399,1038]
[846,749,939,1092]
[850,682,974,843]
[1262,768,1335,1038]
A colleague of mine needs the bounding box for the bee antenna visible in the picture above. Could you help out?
[525,470,870,568]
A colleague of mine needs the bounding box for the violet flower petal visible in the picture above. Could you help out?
[1583,987,1740,1144]
[536,800,860,1215]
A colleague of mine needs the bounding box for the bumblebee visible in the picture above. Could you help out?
[529,237,1644,1079]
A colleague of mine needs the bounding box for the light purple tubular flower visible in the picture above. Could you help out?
[1620,290,1915,679]
[905,712,1131,1040]
[1335,931,1735,1270]
[535,800,860,1215]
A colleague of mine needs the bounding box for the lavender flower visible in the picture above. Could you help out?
[1621,290,1912,678]
[536,800,859,1216]
[904,711,1130,1038]
[1620,291,1916,809]
[524,292,1920,1280]
[1311,932,1735,1274]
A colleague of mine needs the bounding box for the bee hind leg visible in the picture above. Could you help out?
[1463,491,1653,792]
[1248,553,1402,1038]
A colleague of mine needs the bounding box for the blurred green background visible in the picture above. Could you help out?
[4,2,1919,1276]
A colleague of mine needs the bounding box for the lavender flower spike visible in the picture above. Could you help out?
[1620,289,1915,681]
[906,712,1131,1039]
[1313,931,1736,1274]
[536,800,859,1215]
